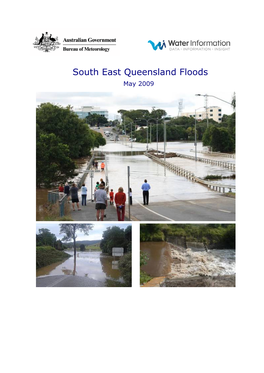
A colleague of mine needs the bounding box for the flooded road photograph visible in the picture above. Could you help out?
[36,223,132,287]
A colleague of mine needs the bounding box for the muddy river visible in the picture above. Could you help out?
[141,242,235,278]
[36,251,124,284]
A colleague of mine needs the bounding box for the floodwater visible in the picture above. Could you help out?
[141,241,235,278]
[94,140,236,202]
[36,157,89,220]
[36,251,124,284]
[36,139,236,216]
[170,244,235,278]
[140,242,172,277]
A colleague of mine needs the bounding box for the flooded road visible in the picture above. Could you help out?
[141,241,235,278]
[37,140,236,218]
[93,140,235,204]
[36,251,124,284]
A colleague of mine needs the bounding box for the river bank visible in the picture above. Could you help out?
[36,246,71,269]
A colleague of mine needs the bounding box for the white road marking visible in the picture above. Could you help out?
[218,209,231,213]
[134,199,174,221]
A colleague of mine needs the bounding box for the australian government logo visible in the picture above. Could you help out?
[148,39,231,52]
[33,32,60,52]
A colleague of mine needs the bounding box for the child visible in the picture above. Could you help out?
[109,189,114,205]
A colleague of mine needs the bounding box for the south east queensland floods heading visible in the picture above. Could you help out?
[72,68,209,76]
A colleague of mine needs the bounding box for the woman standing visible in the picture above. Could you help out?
[114,187,126,221]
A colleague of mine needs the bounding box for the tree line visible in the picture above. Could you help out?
[140,224,235,249]
[117,107,235,153]
[36,103,106,187]
[100,226,132,255]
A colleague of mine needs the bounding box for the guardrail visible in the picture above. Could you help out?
[149,149,235,171]
[146,152,235,193]
[48,191,68,217]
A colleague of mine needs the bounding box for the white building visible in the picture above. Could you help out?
[74,106,108,119]
[181,106,222,123]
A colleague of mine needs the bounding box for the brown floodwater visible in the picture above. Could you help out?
[36,251,124,284]
[141,241,235,279]
[36,157,89,220]
[141,242,172,277]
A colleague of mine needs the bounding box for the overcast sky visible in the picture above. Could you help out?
[36,223,131,241]
[36,92,235,119]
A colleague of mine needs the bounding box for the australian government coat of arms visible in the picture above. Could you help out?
[33,32,60,52]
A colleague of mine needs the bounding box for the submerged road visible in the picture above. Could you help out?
[72,135,236,222]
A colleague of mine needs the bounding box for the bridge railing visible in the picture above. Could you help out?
[149,149,235,171]
[146,152,235,193]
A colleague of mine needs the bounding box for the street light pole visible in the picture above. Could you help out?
[156,119,159,152]
[194,106,205,161]
[195,93,233,127]
[164,119,166,176]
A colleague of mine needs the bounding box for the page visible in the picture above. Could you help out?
[2,2,263,373]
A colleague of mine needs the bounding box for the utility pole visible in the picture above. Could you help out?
[127,166,131,220]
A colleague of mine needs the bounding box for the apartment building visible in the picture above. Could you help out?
[181,106,222,123]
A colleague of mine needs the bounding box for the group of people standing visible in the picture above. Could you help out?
[58,178,151,220]
[94,184,127,221]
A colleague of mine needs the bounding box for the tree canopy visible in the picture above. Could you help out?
[100,226,132,255]
[36,103,106,187]
[59,224,94,258]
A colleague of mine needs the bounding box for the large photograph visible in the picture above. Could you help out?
[36,92,236,222]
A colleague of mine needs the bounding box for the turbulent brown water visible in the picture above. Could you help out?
[169,244,235,278]
[141,242,235,278]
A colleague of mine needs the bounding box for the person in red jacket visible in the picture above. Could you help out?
[114,187,126,221]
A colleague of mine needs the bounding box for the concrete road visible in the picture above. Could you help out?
[129,195,235,221]
[36,275,105,287]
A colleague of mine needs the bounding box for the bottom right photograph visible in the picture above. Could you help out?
[140,224,235,287]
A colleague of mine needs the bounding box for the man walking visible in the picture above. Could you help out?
[141,179,151,205]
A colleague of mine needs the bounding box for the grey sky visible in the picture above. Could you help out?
[36,223,131,241]
[36,92,235,119]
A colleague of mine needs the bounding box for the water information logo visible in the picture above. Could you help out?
[148,40,166,50]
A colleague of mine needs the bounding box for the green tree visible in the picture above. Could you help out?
[118,253,132,286]
[36,132,76,187]
[37,103,97,159]
[100,226,129,255]
[36,228,57,247]
[59,224,93,260]
[80,244,85,251]
[85,113,108,126]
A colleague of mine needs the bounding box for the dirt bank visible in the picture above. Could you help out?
[161,275,235,287]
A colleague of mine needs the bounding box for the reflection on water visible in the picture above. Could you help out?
[36,251,123,283]
[141,242,235,278]
[141,242,172,277]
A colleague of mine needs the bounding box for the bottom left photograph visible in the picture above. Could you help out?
[36,223,132,287]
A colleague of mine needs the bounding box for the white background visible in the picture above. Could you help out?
[1,1,263,373]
